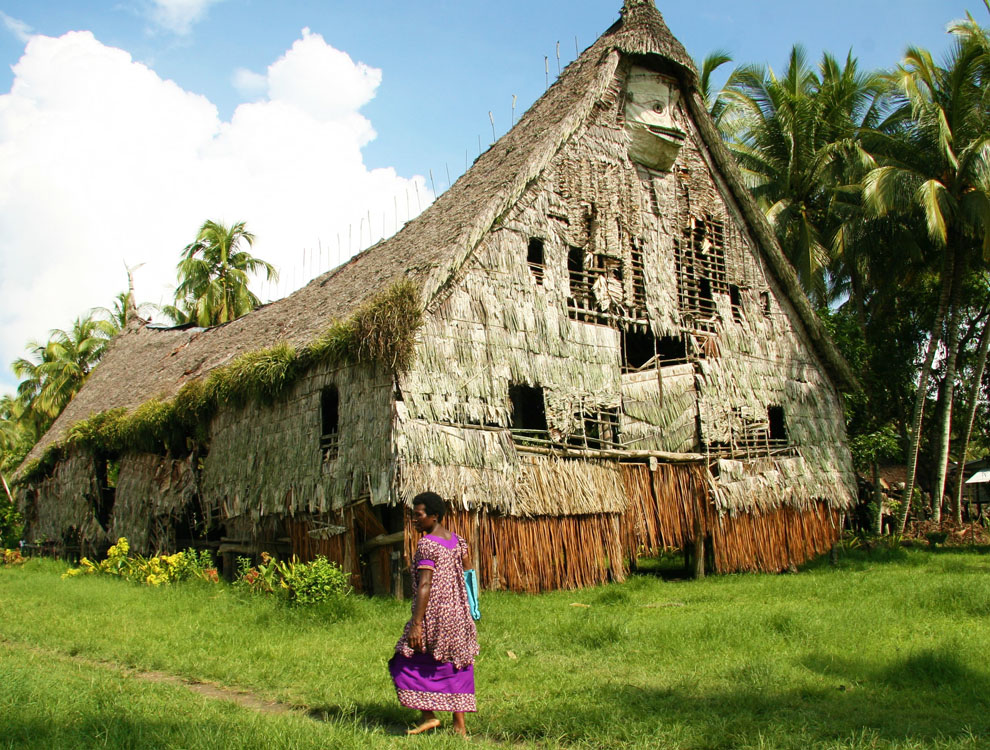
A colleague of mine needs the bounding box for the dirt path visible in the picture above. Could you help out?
[1,637,510,742]
[3,637,329,719]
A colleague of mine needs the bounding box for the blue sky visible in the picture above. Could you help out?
[0,0,980,394]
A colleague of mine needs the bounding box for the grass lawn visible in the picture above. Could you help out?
[1,545,989,749]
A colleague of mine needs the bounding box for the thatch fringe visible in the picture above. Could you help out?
[394,463,841,593]
[705,502,841,573]
[404,509,626,593]
[621,462,841,574]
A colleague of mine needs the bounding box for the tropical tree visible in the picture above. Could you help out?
[12,314,114,429]
[698,49,734,132]
[173,220,278,328]
[724,47,884,300]
[862,26,990,530]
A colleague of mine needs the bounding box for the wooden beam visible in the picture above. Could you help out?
[514,444,704,463]
[361,531,405,553]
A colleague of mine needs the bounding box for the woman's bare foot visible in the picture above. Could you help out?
[407,712,441,735]
[452,711,468,737]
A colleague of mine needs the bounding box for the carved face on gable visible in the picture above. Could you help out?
[624,66,685,171]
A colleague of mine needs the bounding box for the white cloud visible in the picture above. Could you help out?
[148,0,223,35]
[0,11,33,43]
[0,28,432,394]
[232,67,266,98]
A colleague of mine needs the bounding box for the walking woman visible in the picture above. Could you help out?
[389,491,479,736]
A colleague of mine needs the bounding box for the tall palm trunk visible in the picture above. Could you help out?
[931,272,964,522]
[898,247,956,533]
[951,312,990,523]
[872,461,884,534]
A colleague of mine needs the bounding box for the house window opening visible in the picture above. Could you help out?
[320,385,340,459]
[630,244,647,316]
[567,246,585,299]
[622,327,658,372]
[730,285,744,323]
[509,384,549,446]
[760,291,772,315]
[567,246,625,323]
[527,238,545,285]
[675,215,727,332]
[658,335,689,365]
[94,457,118,532]
[768,405,788,447]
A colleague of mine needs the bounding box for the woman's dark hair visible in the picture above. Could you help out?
[413,491,446,520]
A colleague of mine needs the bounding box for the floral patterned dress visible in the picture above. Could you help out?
[389,533,479,712]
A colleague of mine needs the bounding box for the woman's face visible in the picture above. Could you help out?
[412,503,437,532]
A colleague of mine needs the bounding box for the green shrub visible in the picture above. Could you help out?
[234,553,351,606]
[281,555,351,605]
[0,494,22,548]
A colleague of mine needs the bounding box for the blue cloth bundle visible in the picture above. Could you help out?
[463,568,481,620]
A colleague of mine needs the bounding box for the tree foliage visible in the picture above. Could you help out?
[171,220,278,327]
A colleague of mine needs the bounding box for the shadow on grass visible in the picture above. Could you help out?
[488,646,990,748]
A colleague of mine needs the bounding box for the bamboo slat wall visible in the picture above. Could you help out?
[286,511,362,590]
[403,508,626,593]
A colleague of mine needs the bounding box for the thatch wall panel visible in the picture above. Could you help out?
[201,361,393,524]
[21,449,105,547]
[112,454,198,553]
[621,365,699,453]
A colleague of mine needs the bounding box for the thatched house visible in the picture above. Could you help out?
[16,0,857,593]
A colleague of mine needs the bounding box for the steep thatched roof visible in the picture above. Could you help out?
[22,0,855,468]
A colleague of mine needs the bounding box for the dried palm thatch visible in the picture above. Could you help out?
[17,2,858,590]
[18,280,420,484]
[112,454,198,553]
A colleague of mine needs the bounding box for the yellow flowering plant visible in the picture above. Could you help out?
[1,548,26,566]
[62,538,217,586]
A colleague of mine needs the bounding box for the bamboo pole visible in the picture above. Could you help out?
[515,444,704,463]
[1,473,13,505]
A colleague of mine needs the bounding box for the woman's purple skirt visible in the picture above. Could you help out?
[388,652,476,712]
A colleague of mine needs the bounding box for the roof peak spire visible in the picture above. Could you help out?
[621,0,656,12]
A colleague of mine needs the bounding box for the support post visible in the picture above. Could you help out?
[692,513,705,579]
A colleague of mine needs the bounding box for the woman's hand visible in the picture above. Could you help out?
[408,620,425,651]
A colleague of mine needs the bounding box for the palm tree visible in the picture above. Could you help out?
[0,394,35,476]
[174,220,278,328]
[12,314,113,428]
[863,29,990,529]
[725,47,884,300]
[698,50,734,133]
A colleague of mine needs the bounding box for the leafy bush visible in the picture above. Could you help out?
[235,553,351,605]
[0,494,22,548]
[281,556,351,605]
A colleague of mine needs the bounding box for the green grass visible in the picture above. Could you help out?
[1,547,989,749]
